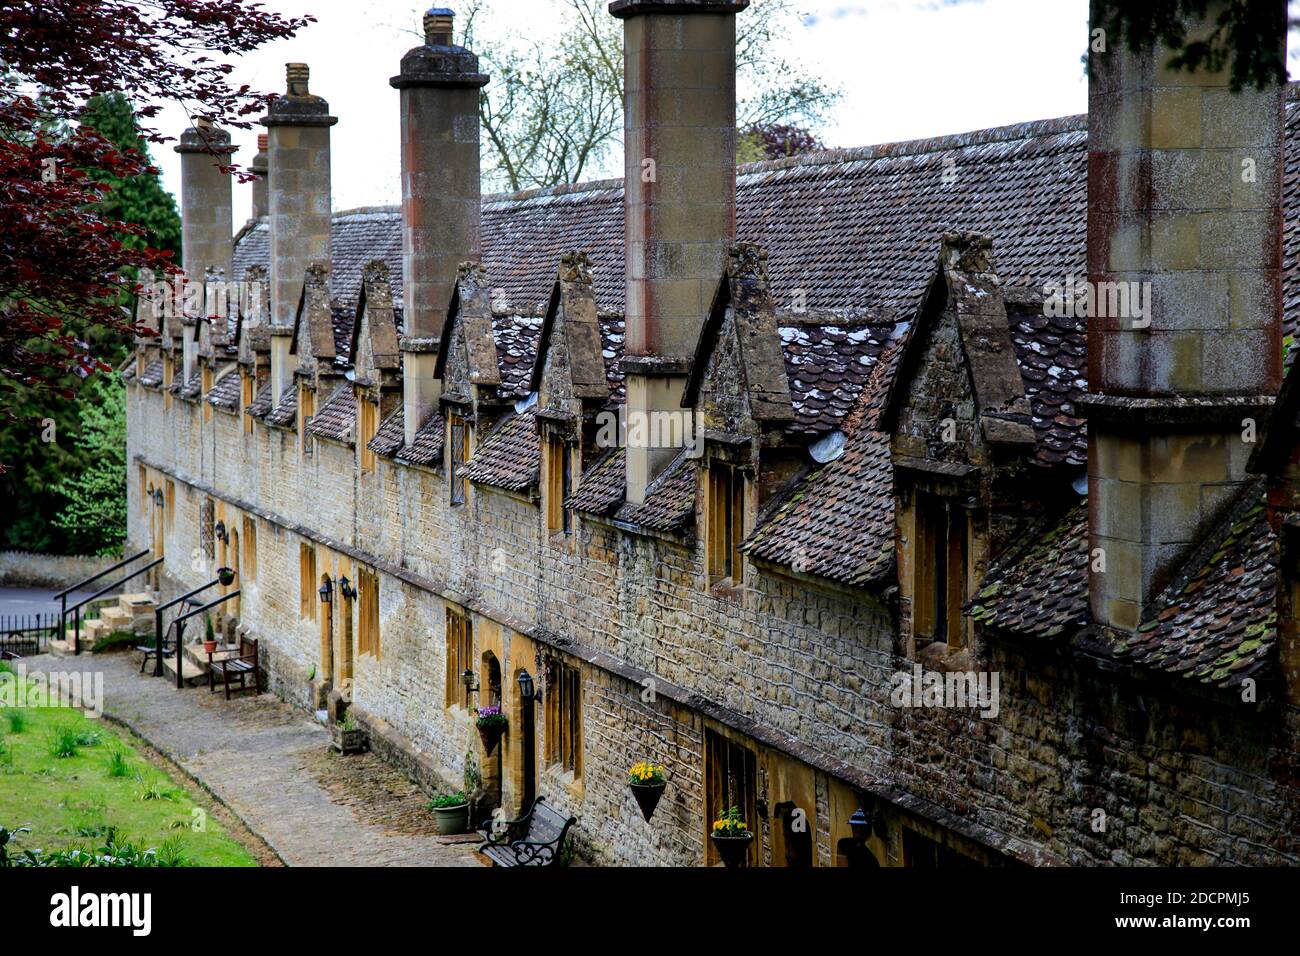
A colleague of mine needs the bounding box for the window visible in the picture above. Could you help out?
[163,358,174,409]
[913,491,967,651]
[241,371,254,434]
[359,399,377,474]
[202,366,213,422]
[445,607,473,709]
[448,413,469,505]
[707,462,745,586]
[545,436,573,536]
[299,542,317,621]
[164,479,175,532]
[242,515,257,581]
[545,659,582,777]
[902,826,981,868]
[299,383,314,455]
[357,567,380,658]
[200,497,215,562]
[705,729,757,865]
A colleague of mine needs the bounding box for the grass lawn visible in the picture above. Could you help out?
[0,702,258,866]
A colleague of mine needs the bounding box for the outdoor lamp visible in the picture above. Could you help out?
[462,669,479,693]
[517,668,538,702]
[849,808,871,843]
[214,520,228,543]
[338,576,356,600]
[151,488,164,508]
[318,578,333,604]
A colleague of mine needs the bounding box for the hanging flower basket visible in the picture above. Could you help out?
[216,567,236,586]
[475,706,507,756]
[710,807,753,867]
[628,761,667,822]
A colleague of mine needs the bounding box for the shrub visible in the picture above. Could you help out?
[6,710,26,734]
[105,749,131,778]
[428,791,468,809]
[91,630,139,654]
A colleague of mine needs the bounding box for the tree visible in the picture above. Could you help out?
[50,375,127,556]
[1089,0,1291,92]
[449,0,841,191]
[737,123,824,164]
[0,1,310,430]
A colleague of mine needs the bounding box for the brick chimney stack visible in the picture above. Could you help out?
[175,119,235,384]
[1083,0,1284,632]
[250,133,269,220]
[262,62,336,409]
[391,7,488,446]
[612,0,748,503]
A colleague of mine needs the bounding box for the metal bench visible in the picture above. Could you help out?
[208,637,261,700]
[137,633,175,673]
[477,796,576,867]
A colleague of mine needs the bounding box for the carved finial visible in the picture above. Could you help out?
[726,242,768,283]
[362,259,391,285]
[305,261,330,288]
[559,250,594,286]
[456,260,488,291]
[940,231,994,273]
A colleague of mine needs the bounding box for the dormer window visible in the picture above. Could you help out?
[359,398,378,473]
[913,490,968,652]
[298,382,314,455]
[448,412,469,505]
[241,371,254,435]
[546,435,573,537]
[707,461,745,588]
[202,366,213,422]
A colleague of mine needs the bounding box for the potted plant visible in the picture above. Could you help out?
[216,566,236,586]
[474,705,508,756]
[429,791,469,835]
[202,617,217,655]
[710,806,753,867]
[628,760,667,822]
[333,713,366,755]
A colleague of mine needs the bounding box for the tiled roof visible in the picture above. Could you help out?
[369,407,405,458]
[743,347,901,587]
[464,409,541,492]
[175,372,201,400]
[565,447,625,516]
[245,381,273,418]
[1112,486,1277,690]
[616,452,697,533]
[492,314,543,401]
[397,411,445,468]
[262,385,297,428]
[207,368,241,412]
[968,501,1090,638]
[780,323,892,435]
[1009,302,1088,469]
[308,383,356,444]
[600,314,626,406]
[137,357,164,389]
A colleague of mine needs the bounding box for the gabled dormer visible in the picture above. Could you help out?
[682,242,795,591]
[879,232,1035,664]
[350,259,403,473]
[288,262,338,452]
[531,252,605,538]
[435,261,501,505]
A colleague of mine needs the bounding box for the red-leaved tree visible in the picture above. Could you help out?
[0,1,312,429]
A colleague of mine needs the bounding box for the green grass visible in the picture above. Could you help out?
[0,706,257,866]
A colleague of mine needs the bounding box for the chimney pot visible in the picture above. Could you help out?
[286,62,310,95]
[424,7,455,45]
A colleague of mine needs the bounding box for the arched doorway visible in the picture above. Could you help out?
[337,579,354,686]
[319,573,334,689]
[480,652,503,813]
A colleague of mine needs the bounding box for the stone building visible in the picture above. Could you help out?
[123,2,1300,865]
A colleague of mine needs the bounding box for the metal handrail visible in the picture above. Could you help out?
[63,557,164,655]
[152,579,226,678]
[171,590,240,689]
[54,548,151,644]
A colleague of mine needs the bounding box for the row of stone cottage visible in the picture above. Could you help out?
[124,2,1300,865]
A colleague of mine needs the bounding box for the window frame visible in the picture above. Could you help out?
[448,412,469,506]
[445,607,473,710]
[912,490,968,652]
[545,658,582,778]
[707,461,746,588]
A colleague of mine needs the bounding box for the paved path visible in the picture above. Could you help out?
[25,651,484,867]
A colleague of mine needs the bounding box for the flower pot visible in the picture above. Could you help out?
[203,640,217,655]
[630,782,666,822]
[333,726,366,756]
[433,803,469,835]
[477,721,506,756]
[216,567,235,586]
[710,831,753,868]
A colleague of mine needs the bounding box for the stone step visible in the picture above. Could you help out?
[48,639,72,658]
[98,606,132,630]
[161,652,207,686]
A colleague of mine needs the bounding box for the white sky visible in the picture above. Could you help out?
[140,0,1291,222]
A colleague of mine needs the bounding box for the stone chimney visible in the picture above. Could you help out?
[262,63,336,410]
[175,120,235,384]
[612,0,748,503]
[250,133,269,220]
[1083,0,1284,632]
[391,8,488,446]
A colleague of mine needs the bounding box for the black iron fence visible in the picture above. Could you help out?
[0,613,59,658]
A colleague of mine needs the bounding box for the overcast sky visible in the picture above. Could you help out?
[140,0,1287,223]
